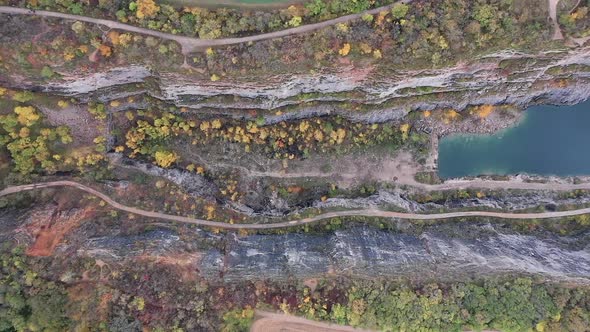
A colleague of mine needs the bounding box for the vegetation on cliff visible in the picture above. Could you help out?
[120,109,427,168]
[0,100,73,174]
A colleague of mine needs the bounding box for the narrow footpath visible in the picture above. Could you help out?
[0,1,411,54]
[2,180,590,230]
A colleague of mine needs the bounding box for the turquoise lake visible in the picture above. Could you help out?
[438,99,590,179]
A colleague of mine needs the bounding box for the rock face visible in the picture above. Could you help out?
[69,221,590,284]
[7,47,590,123]
[112,154,219,198]
[45,65,152,95]
[316,188,590,214]
[198,225,590,283]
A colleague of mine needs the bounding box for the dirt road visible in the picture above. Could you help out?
[3,180,590,230]
[550,0,564,40]
[250,310,500,332]
[0,1,411,54]
[251,311,371,332]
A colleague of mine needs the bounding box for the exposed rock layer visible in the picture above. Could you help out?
[4,48,590,124]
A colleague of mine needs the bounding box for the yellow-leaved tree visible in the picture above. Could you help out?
[154,150,177,168]
[136,0,160,19]
[339,43,351,56]
[14,106,40,127]
[0,106,73,174]
[400,123,410,141]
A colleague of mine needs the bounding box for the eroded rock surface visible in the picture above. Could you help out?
[64,222,590,284]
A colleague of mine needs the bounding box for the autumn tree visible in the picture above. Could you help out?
[135,0,160,19]
[339,43,351,56]
[14,106,40,127]
[154,150,177,168]
[0,105,72,174]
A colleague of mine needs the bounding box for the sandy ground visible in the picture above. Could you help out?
[250,311,502,332]
[251,311,372,332]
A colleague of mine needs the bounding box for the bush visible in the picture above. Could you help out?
[40,66,55,79]
[221,307,255,332]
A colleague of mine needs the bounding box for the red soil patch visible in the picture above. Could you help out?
[287,186,304,194]
[303,278,318,292]
[26,53,42,68]
[25,204,96,257]
[337,57,352,66]
[346,64,374,84]
[98,292,113,321]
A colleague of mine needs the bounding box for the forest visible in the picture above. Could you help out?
[2,243,590,331]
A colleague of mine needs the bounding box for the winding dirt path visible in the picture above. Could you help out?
[3,180,590,230]
[0,1,410,54]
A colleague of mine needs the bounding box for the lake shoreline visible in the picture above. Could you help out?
[437,99,590,179]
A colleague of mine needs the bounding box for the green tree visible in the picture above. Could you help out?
[41,66,55,79]
[473,4,497,31]
[391,3,410,20]
[0,248,71,331]
[221,308,254,332]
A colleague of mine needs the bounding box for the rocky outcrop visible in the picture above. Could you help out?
[73,223,590,284]
[4,47,590,124]
[203,225,590,282]
[316,187,590,213]
[3,47,579,121]
[111,154,219,199]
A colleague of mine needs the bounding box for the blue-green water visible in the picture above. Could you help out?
[438,100,590,179]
